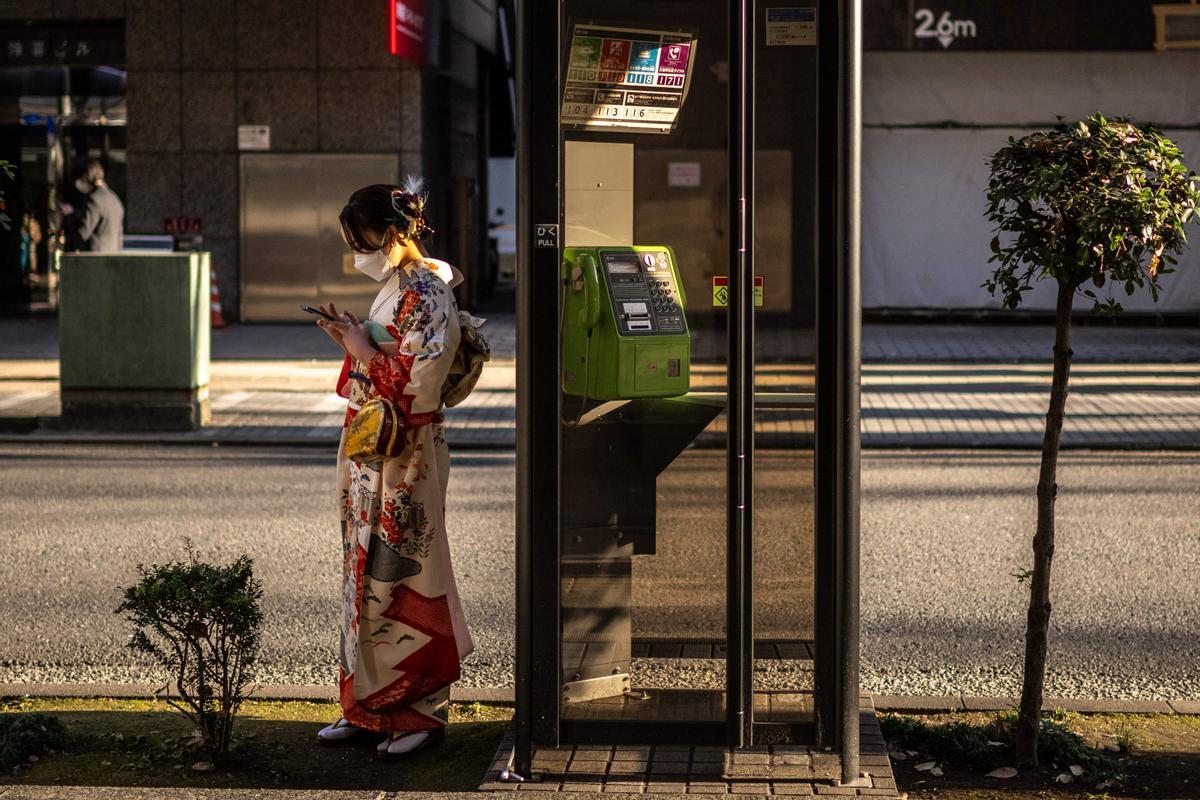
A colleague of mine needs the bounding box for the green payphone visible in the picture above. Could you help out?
[561,245,691,400]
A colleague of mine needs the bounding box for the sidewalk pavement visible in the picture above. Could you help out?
[1,316,1197,449]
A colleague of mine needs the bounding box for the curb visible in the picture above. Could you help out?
[4,431,1200,451]
[874,694,1192,715]
[0,431,516,450]
[0,682,514,707]
[858,440,1200,452]
[4,683,1197,716]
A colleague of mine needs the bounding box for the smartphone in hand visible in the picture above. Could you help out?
[300,304,337,321]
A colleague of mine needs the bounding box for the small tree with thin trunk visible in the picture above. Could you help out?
[116,544,263,761]
[984,114,1199,767]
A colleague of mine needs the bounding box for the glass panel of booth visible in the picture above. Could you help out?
[555,0,819,740]
[557,0,730,727]
[750,0,818,735]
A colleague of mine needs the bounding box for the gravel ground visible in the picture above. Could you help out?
[861,450,1200,701]
[0,445,1196,701]
[0,446,516,691]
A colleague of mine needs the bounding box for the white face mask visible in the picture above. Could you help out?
[74,178,91,194]
[353,250,391,281]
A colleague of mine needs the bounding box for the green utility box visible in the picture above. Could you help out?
[59,252,211,431]
[561,246,690,400]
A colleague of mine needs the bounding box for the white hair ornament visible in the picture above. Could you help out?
[388,175,433,241]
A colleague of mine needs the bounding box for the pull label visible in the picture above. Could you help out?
[535,224,559,249]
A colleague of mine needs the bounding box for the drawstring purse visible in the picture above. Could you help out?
[345,396,406,468]
[345,313,489,466]
[345,318,409,467]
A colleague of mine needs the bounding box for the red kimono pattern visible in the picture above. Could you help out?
[335,260,474,733]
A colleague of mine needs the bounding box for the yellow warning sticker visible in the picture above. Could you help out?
[711,276,763,307]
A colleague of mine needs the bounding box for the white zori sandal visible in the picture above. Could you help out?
[376,727,445,760]
[316,717,368,746]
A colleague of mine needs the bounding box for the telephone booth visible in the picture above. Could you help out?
[514,0,863,787]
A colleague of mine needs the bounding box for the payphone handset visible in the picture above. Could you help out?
[561,246,691,401]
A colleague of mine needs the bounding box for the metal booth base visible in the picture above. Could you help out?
[480,698,899,797]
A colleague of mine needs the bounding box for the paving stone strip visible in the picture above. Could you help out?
[479,702,898,797]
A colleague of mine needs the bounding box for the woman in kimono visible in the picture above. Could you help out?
[312,179,473,759]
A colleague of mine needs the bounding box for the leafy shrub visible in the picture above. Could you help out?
[879,713,927,743]
[925,720,1006,769]
[882,715,1004,770]
[0,713,66,770]
[1039,718,1118,779]
[115,545,264,760]
[881,713,1120,785]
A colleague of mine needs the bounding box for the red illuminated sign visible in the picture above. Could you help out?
[164,217,202,234]
[389,0,426,66]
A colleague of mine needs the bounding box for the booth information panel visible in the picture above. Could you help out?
[554,0,818,743]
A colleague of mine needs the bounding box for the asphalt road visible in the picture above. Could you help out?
[0,445,1196,701]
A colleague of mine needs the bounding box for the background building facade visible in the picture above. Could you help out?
[0,0,510,320]
[3,1,1198,318]
[862,0,1200,316]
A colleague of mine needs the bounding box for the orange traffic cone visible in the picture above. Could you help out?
[210,265,227,328]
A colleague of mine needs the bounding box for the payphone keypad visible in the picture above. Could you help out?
[602,250,686,335]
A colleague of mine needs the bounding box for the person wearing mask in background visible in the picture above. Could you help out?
[64,159,124,252]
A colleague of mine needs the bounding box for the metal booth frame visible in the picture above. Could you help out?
[514,0,862,785]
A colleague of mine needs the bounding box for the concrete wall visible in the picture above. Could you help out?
[0,0,424,320]
[863,51,1200,314]
[0,1,125,18]
[123,0,424,319]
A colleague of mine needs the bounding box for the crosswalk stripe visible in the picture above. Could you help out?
[0,390,53,412]
[210,391,252,411]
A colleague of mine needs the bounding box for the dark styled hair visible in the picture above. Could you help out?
[339,177,433,253]
[73,159,105,187]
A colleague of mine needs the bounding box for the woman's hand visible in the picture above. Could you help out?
[315,303,347,351]
[317,306,377,365]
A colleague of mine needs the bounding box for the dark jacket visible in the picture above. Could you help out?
[69,184,125,252]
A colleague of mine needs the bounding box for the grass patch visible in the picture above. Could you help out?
[1036,718,1117,780]
[0,713,67,770]
[881,711,1120,786]
[884,711,1200,798]
[0,696,512,790]
[1070,711,1200,754]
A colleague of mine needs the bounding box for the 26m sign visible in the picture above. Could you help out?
[914,8,977,48]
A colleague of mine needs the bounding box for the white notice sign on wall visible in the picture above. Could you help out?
[766,7,817,46]
[238,125,271,151]
[668,161,702,187]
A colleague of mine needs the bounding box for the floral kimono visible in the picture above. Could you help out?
[335,258,474,734]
